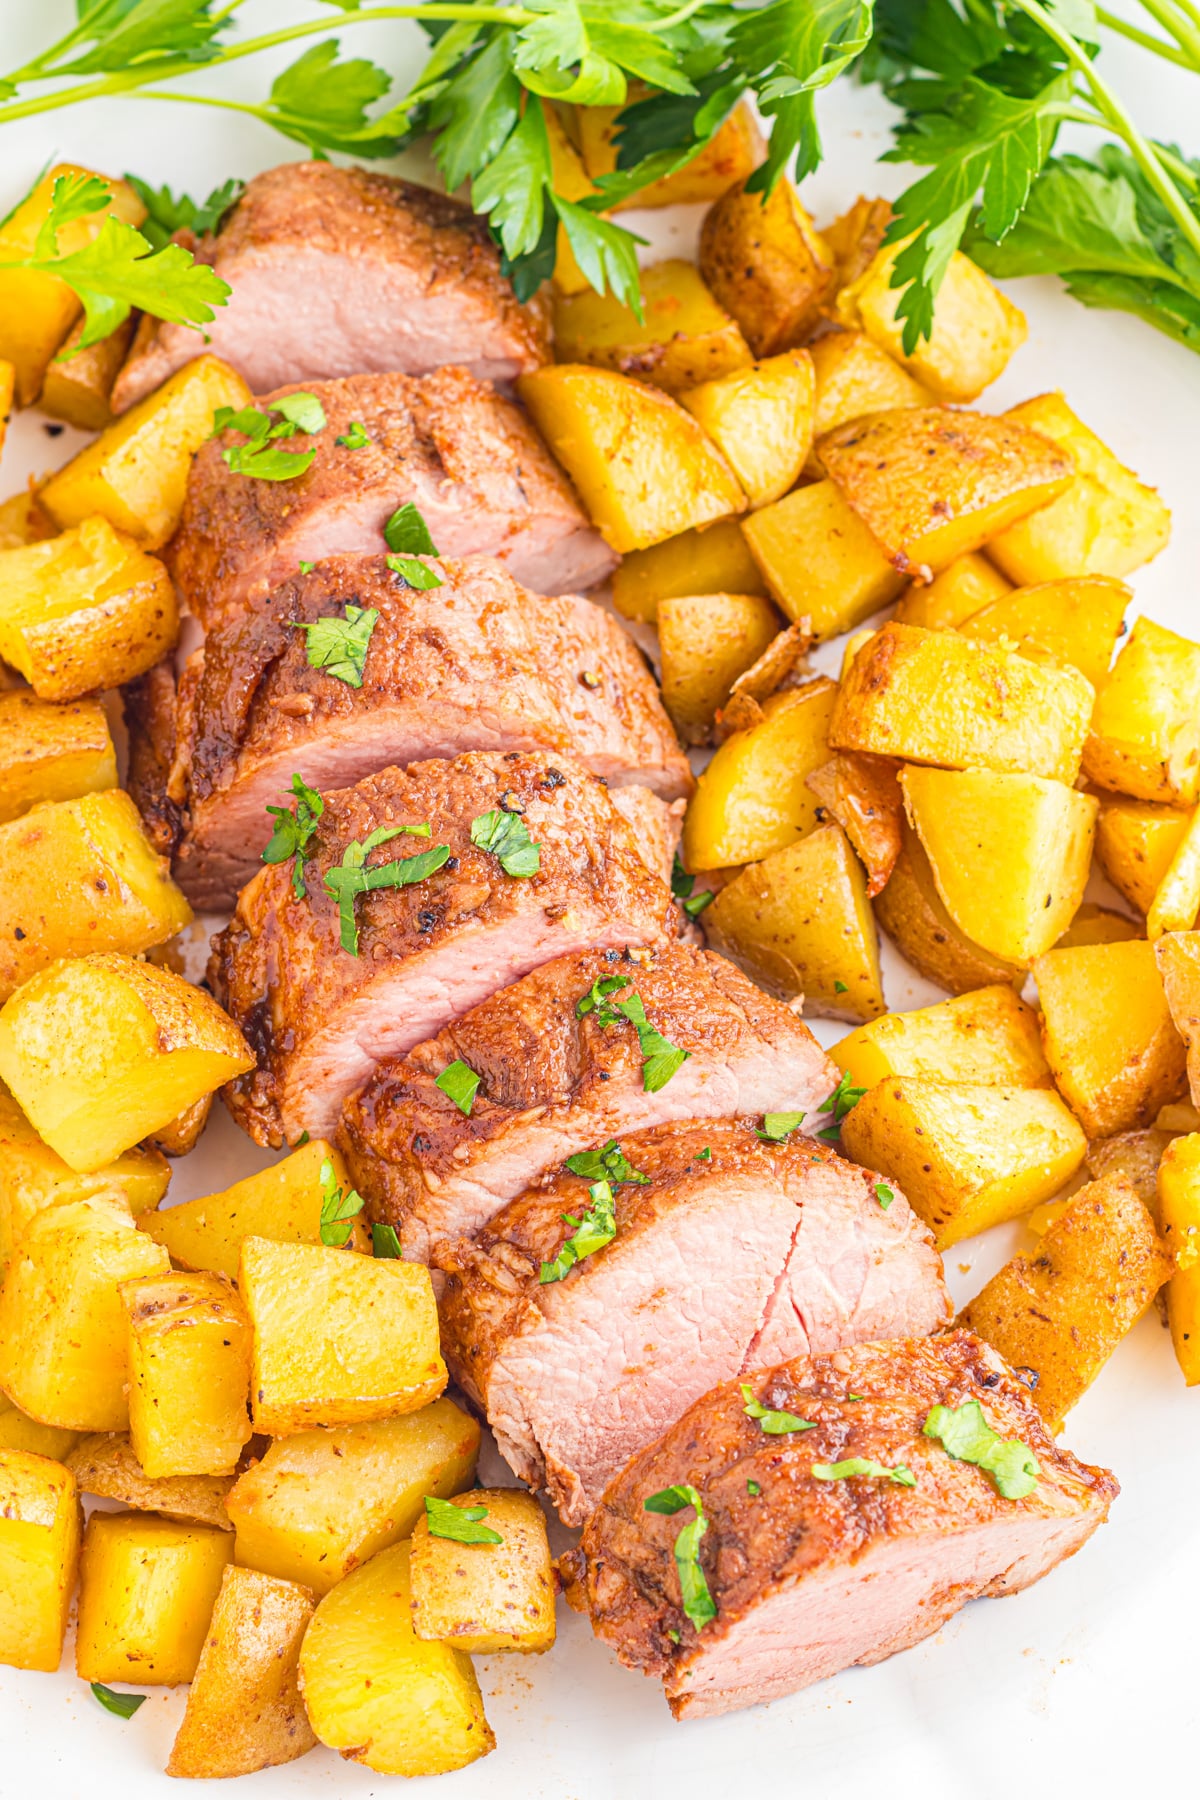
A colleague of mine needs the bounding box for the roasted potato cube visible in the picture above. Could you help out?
[1085,1128,1174,1216]
[1158,1133,1200,1385]
[818,408,1075,576]
[167,1565,316,1778]
[704,822,884,1020]
[0,1450,81,1671]
[149,1091,213,1157]
[227,1399,479,1596]
[1056,903,1140,948]
[0,951,253,1172]
[240,1237,446,1434]
[831,985,1050,1093]
[0,1194,170,1430]
[0,165,145,407]
[742,478,905,640]
[0,359,12,459]
[901,766,1097,966]
[1148,808,1200,940]
[40,354,252,549]
[66,1433,235,1530]
[987,393,1171,584]
[679,350,814,506]
[577,97,764,208]
[698,175,834,355]
[875,822,1024,995]
[0,515,178,700]
[38,316,136,432]
[1155,931,1200,1104]
[1084,615,1200,807]
[552,260,752,393]
[805,751,902,897]
[841,1078,1086,1249]
[821,194,895,289]
[611,518,766,623]
[681,677,836,870]
[138,1137,370,1277]
[960,1175,1170,1428]
[1159,1100,1200,1132]
[122,1273,252,1478]
[410,1487,555,1654]
[1033,939,1187,1138]
[716,621,815,739]
[518,364,745,554]
[958,575,1129,692]
[832,623,1093,783]
[809,329,931,449]
[0,488,56,551]
[298,1540,494,1776]
[658,591,781,745]
[0,1396,78,1462]
[75,1511,233,1685]
[0,790,192,1002]
[1096,795,1192,916]
[0,691,116,824]
[894,552,1013,631]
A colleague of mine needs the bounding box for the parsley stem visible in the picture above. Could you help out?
[1138,0,1200,61]
[1095,9,1195,66]
[656,0,712,28]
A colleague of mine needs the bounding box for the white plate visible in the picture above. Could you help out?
[2,6,1199,1793]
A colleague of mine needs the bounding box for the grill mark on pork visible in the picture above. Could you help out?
[111,162,550,411]
[434,1120,950,1524]
[337,943,839,1261]
[568,1331,1119,1719]
[167,367,615,630]
[209,752,676,1147]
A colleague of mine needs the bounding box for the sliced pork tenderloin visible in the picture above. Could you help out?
[435,1120,950,1524]
[123,662,184,859]
[112,162,549,412]
[167,367,615,629]
[210,752,676,1146]
[337,943,838,1260]
[564,1330,1118,1720]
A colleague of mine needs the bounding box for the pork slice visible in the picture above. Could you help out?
[337,943,839,1260]
[567,1331,1118,1720]
[111,162,550,412]
[434,1121,950,1524]
[123,662,184,859]
[210,751,675,1146]
[169,554,691,910]
[167,367,614,630]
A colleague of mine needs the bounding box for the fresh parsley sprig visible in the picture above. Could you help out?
[292,604,379,687]
[538,1177,618,1283]
[324,823,448,955]
[125,176,244,249]
[318,1157,365,1246]
[262,773,325,899]
[214,392,326,482]
[471,808,541,878]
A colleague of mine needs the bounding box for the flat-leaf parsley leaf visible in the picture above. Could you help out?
[643,1483,717,1632]
[539,1179,618,1283]
[292,604,379,687]
[740,1383,816,1435]
[923,1399,1039,1499]
[318,1157,365,1246]
[425,1494,503,1545]
[263,773,324,899]
[470,808,541,878]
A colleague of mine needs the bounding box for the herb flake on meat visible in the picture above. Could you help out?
[811,1458,916,1487]
[292,603,379,687]
[740,1383,816,1436]
[564,1138,650,1186]
[262,772,324,899]
[643,1482,717,1632]
[435,1059,481,1116]
[471,808,541,878]
[539,1179,618,1284]
[923,1399,1040,1499]
[324,824,448,956]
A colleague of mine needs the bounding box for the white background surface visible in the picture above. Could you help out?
[1,3,1199,1793]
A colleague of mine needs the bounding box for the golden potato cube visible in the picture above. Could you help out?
[38,316,135,432]
[658,591,781,746]
[40,354,251,549]
[988,393,1171,584]
[66,1432,235,1531]
[0,790,192,1002]
[167,1565,317,1778]
[0,488,57,552]
[541,101,597,296]
[299,1540,494,1776]
[1056,903,1140,949]
[518,363,745,554]
[0,165,145,407]
[1096,795,1192,916]
[0,1450,81,1671]
[681,677,836,870]
[1084,615,1200,807]
[958,575,1127,694]
[0,1396,78,1462]
[875,822,1024,996]
[578,97,764,208]
[836,244,1026,403]
[227,1398,479,1596]
[0,1194,170,1430]
[715,620,815,740]
[819,408,1075,576]
[1033,939,1187,1138]
[0,515,178,700]
[704,822,883,1020]
[804,749,902,897]
[0,358,12,457]
[1157,932,1200,1109]
[1148,807,1200,940]
[0,691,116,824]
[0,951,253,1172]
[894,552,1013,630]
[552,259,752,393]
[901,766,1097,966]
[611,518,766,623]
[841,1078,1086,1249]
[122,1273,251,1478]
[138,1137,370,1278]
[831,985,1050,1093]
[742,478,905,640]
[410,1487,555,1654]
[810,328,931,449]
[679,350,814,506]
[76,1511,233,1685]
[240,1237,446,1434]
[149,1092,213,1157]
[698,175,834,356]
[960,1175,1170,1429]
[1158,1133,1200,1385]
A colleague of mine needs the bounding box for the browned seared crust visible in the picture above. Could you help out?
[122,662,185,859]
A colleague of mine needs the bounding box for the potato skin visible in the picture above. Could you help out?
[805,751,902,898]
[658,591,781,746]
[699,176,835,356]
[39,315,135,432]
[577,97,763,209]
[0,1449,81,1672]
[65,1432,237,1530]
[1156,930,1200,1104]
[831,985,1050,1093]
[1084,615,1200,807]
[1096,795,1191,917]
[552,259,752,393]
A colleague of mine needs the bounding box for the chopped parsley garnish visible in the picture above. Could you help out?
[564,1138,649,1186]
[875,1183,895,1211]
[262,773,324,899]
[470,808,541,878]
[386,552,444,590]
[539,1180,617,1284]
[834,979,849,994]
[90,1682,146,1719]
[435,1059,480,1116]
[756,1112,806,1142]
[696,1147,712,1163]
[811,1459,915,1487]
[318,1157,364,1246]
[384,501,439,556]
[292,1131,310,1148]
[819,1071,867,1126]
[574,974,689,1093]
[291,603,378,687]
[424,1495,503,1546]
[298,560,315,575]
[576,973,630,1024]
[213,391,326,480]
[740,1383,816,1436]
[324,824,447,956]
[923,1401,1040,1500]
[683,889,714,919]
[746,1478,761,1496]
[670,851,714,918]
[372,1222,402,1259]
[666,1627,681,1643]
[643,1483,716,1632]
[336,420,371,449]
